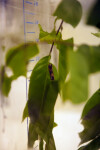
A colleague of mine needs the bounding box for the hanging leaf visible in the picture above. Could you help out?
[78,45,100,73]
[25,56,58,148]
[86,0,100,29]
[92,32,100,38]
[79,89,100,145]
[53,0,82,27]
[39,24,61,44]
[28,56,59,121]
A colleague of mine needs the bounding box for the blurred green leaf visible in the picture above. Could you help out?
[61,50,88,103]
[78,45,100,73]
[6,42,39,77]
[2,42,39,97]
[57,38,73,82]
[86,0,100,29]
[53,0,82,27]
[92,32,100,38]
[39,24,61,44]
[78,135,100,150]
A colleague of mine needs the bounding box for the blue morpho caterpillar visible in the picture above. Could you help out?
[48,64,54,80]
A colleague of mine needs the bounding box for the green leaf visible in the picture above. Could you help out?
[6,42,39,77]
[28,56,50,122]
[39,24,61,44]
[22,101,28,122]
[79,117,100,145]
[86,0,100,29]
[28,122,38,148]
[79,89,100,145]
[78,45,100,73]
[81,89,100,119]
[53,0,82,27]
[62,50,88,103]
[57,38,73,82]
[78,135,100,150]
[92,32,100,38]
[28,56,59,121]
[27,56,58,148]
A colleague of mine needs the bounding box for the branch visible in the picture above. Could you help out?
[49,20,63,55]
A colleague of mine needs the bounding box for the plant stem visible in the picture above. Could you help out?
[49,20,63,55]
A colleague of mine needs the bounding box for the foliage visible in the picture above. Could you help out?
[1,43,39,96]
[79,89,100,150]
[1,0,100,150]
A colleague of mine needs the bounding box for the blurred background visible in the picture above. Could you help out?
[0,0,100,149]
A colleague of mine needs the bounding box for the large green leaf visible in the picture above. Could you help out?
[28,56,59,121]
[78,45,100,73]
[86,0,100,29]
[39,24,61,44]
[62,50,88,103]
[26,56,58,148]
[53,0,82,27]
[6,42,39,77]
[78,135,100,150]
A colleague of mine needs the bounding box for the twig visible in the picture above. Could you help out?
[49,20,63,55]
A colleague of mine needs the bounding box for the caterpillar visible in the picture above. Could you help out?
[48,64,54,80]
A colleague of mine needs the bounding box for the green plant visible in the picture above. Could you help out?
[0,0,100,149]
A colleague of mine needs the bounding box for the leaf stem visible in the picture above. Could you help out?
[49,20,63,55]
